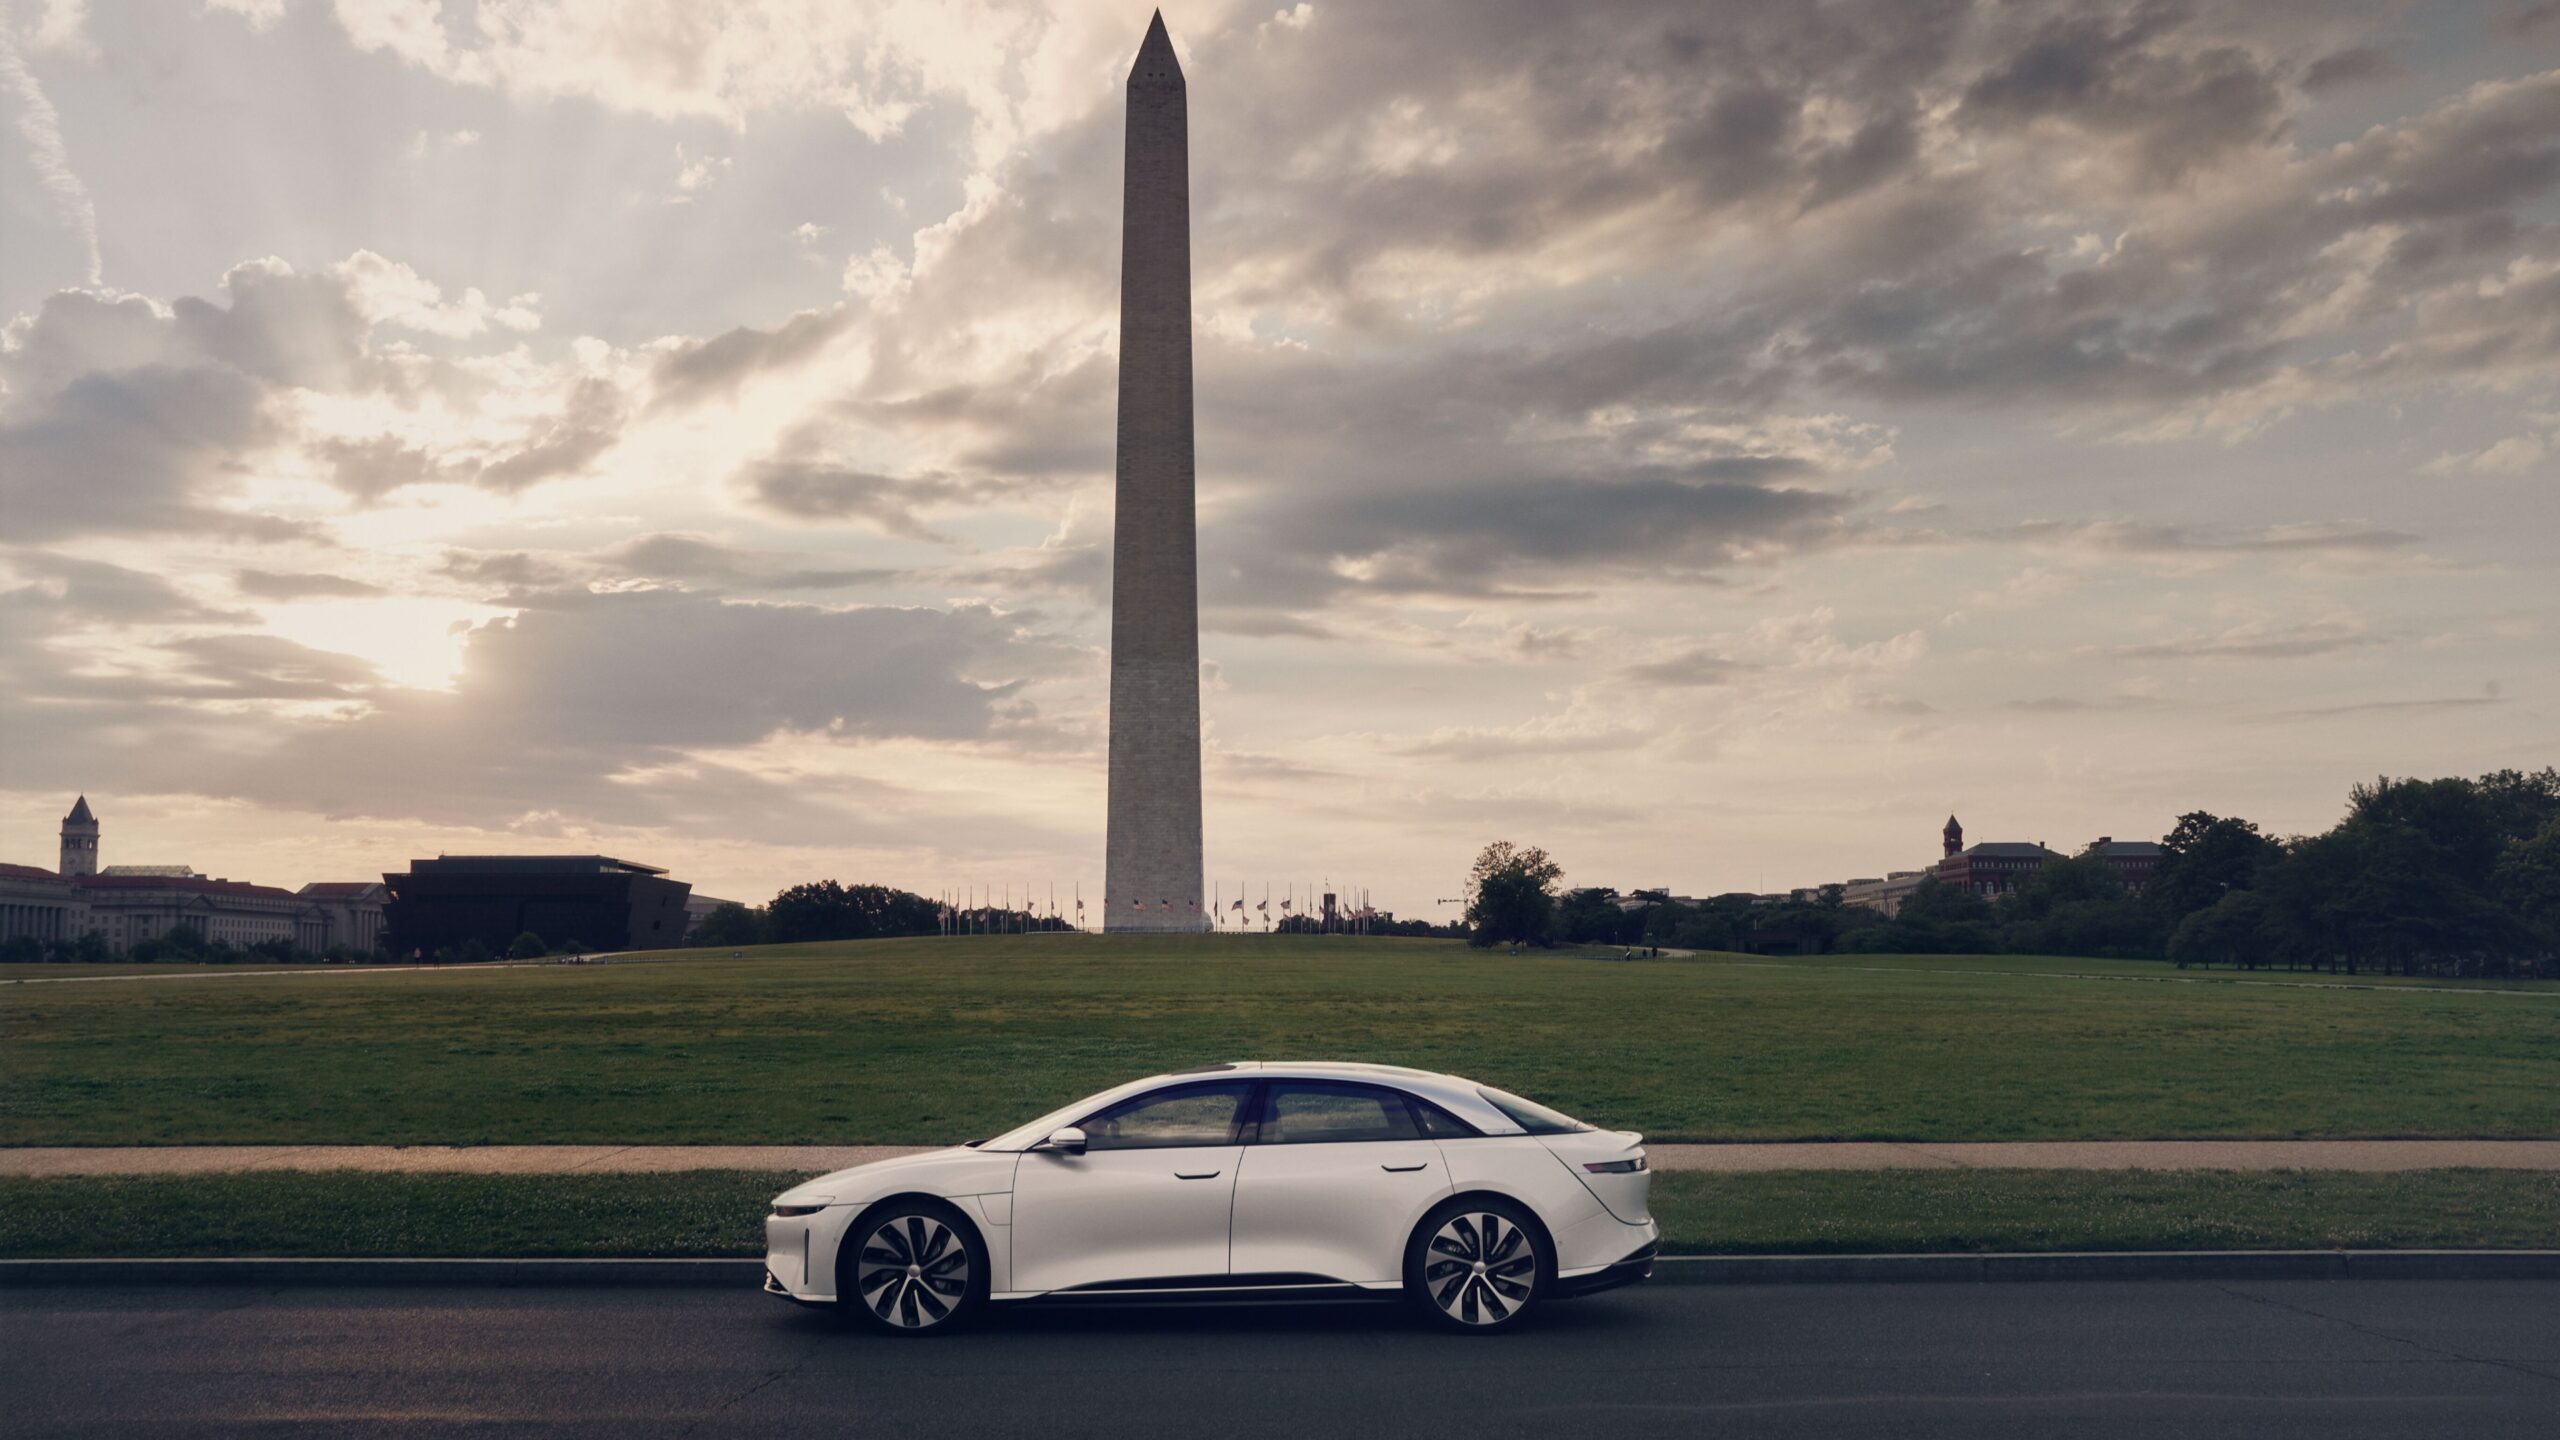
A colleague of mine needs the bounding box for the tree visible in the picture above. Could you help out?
[1464,841,1562,947]
[507,931,548,959]
[2347,775,2502,884]
[689,902,768,949]
[1839,877,1996,955]
[2168,889,2269,969]
[767,880,947,943]
[2148,811,2282,924]
[1553,887,1631,946]
[1894,876,1993,928]
[2493,818,2560,932]
[2002,854,2162,958]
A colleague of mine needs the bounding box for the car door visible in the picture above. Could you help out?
[1228,1081,1454,1283]
[1008,1080,1253,1293]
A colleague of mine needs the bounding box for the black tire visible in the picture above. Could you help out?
[1403,1195,1549,1333]
[836,1198,988,1336]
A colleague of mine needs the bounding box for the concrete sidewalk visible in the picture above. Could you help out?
[8,1139,2559,1177]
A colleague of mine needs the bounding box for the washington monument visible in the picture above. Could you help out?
[1104,12,1206,933]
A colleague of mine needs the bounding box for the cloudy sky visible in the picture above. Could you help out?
[2,0,2554,916]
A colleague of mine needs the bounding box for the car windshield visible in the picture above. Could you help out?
[1476,1085,1593,1135]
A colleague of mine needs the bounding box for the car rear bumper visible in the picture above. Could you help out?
[1553,1241,1657,1298]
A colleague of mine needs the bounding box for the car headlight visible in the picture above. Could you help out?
[1582,1158,1647,1174]
[771,1203,828,1217]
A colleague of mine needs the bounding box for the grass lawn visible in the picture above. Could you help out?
[3,935,2553,1145]
[1705,952,2558,991]
[3,1169,2552,1260]
[1,963,320,979]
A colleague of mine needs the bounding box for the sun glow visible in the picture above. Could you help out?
[254,596,506,692]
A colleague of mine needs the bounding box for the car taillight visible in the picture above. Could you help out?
[1583,1157,1647,1174]
[771,1204,827,1217]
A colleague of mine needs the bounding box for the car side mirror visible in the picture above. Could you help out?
[1038,1126,1087,1155]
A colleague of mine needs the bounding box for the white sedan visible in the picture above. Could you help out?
[765,1061,1658,1335]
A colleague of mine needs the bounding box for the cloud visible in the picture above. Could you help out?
[743,461,986,542]
[4,586,1080,832]
[604,533,901,591]
[232,569,386,600]
[2302,46,2402,93]
[163,633,386,701]
[0,362,302,542]
[474,377,627,494]
[2111,617,2384,661]
[650,308,854,410]
[338,250,540,338]
[2005,519,2420,557]
[2265,695,2507,720]
[1956,5,2286,184]
[2,552,248,625]
[202,0,286,30]
[1621,651,1751,687]
[438,549,576,597]
[0,19,101,283]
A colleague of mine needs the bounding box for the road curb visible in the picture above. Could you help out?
[0,1258,759,1288]
[6,1251,2556,1289]
[1650,1250,2560,1284]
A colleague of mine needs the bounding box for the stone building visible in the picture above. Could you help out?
[75,872,326,952]
[297,881,391,954]
[0,863,89,944]
[10,797,390,955]
[1841,870,1930,916]
[58,795,98,877]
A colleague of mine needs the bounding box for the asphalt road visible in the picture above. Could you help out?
[6,1280,2555,1438]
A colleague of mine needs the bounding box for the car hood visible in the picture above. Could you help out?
[773,1146,1020,1209]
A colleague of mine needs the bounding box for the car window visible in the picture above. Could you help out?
[1258,1082,1424,1144]
[1078,1082,1254,1150]
[1407,1096,1482,1139]
[1476,1085,1593,1135]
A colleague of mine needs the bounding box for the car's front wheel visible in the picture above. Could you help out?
[1404,1197,1547,1333]
[838,1200,987,1336]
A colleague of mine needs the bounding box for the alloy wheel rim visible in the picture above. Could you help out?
[854,1215,969,1329]
[1424,1212,1536,1325]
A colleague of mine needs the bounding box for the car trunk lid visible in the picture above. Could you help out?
[1540,1128,1651,1223]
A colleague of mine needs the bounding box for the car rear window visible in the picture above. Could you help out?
[1476,1086,1593,1135]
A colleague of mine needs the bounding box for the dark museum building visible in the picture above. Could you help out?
[382,855,692,957]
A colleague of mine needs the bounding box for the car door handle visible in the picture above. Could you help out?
[1175,1170,1222,1180]
[1382,1163,1430,1173]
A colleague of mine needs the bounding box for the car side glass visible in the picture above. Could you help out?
[1405,1095,1480,1139]
[1262,1082,1424,1144]
[1077,1082,1254,1151]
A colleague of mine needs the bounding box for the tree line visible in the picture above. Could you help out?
[687,880,1073,948]
[1467,768,2560,978]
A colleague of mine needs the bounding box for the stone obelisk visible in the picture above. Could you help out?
[1104,12,1205,934]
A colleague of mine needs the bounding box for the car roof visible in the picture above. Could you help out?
[976,1060,1532,1150]
[1213,1060,1513,1127]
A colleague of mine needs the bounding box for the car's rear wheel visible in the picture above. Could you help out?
[1404,1197,1547,1333]
[838,1200,986,1336]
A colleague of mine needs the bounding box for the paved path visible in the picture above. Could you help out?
[7,1279,2554,1438]
[9,1139,2559,1177]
